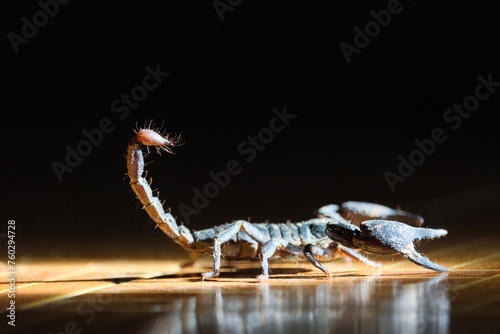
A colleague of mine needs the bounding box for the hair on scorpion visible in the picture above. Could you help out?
[134,120,183,154]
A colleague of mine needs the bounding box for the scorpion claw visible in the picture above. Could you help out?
[403,253,448,272]
[400,244,448,272]
[326,220,448,272]
[362,220,447,272]
[339,201,425,227]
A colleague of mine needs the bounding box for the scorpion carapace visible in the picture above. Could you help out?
[127,127,448,281]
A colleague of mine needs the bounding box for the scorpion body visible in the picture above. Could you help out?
[127,127,448,280]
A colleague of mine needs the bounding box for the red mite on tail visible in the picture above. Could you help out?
[135,128,182,153]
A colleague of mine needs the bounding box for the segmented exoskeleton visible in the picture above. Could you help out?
[127,127,447,280]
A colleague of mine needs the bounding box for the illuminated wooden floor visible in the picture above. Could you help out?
[1,237,500,334]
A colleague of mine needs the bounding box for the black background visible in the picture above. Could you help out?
[2,1,499,257]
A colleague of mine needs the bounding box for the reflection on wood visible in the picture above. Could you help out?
[0,237,499,334]
[137,275,450,334]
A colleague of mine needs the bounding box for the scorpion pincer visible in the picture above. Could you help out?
[127,126,448,281]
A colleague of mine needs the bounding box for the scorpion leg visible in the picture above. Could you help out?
[201,237,223,280]
[257,238,288,281]
[337,245,381,268]
[303,244,335,278]
[301,243,381,278]
[257,240,310,281]
[201,223,242,280]
[201,220,267,280]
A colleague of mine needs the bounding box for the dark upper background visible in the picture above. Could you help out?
[1,1,499,258]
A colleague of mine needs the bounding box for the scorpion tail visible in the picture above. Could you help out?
[127,127,193,247]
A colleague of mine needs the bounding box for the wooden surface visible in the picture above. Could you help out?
[1,237,500,334]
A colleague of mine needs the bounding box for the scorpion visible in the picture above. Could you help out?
[126,126,448,281]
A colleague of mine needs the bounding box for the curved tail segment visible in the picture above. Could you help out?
[127,129,193,247]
